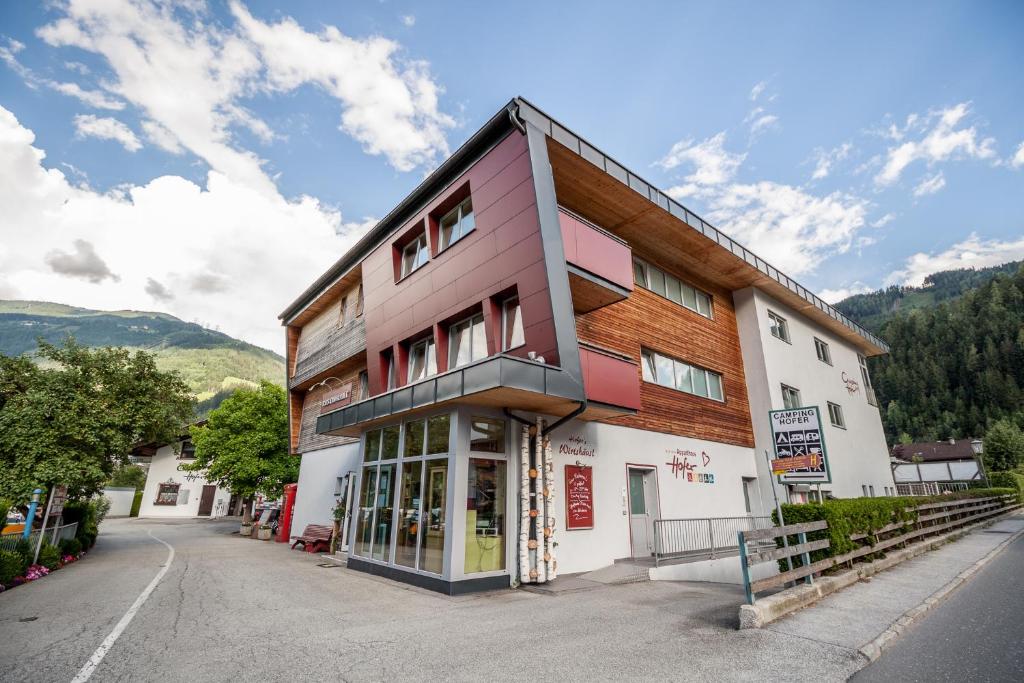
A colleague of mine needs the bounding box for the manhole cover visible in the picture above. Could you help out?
[316,562,343,568]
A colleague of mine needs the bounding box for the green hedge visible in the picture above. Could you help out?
[0,550,23,584]
[987,472,1024,500]
[38,543,60,570]
[773,487,1015,571]
[129,490,143,517]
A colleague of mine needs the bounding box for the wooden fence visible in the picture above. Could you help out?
[738,494,1019,604]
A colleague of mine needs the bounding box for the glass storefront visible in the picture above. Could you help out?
[350,409,511,584]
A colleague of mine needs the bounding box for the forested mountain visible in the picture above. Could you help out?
[835,264,1024,443]
[0,300,284,402]
[835,260,1023,332]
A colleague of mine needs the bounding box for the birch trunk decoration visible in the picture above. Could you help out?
[540,417,557,581]
[518,422,532,584]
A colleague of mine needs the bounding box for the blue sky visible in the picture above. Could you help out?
[0,1,1022,350]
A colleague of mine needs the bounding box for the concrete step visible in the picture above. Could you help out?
[580,562,651,585]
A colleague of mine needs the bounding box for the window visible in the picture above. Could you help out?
[400,233,429,278]
[640,348,724,401]
[355,426,399,562]
[814,338,832,365]
[407,337,437,383]
[768,310,790,343]
[338,295,348,326]
[178,439,195,460]
[155,483,179,505]
[449,313,486,369]
[632,257,713,319]
[465,458,506,573]
[355,284,364,317]
[438,196,475,250]
[470,417,506,453]
[391,415,452,573]
[827,401,846,428]
[502,296,525,350]
[781,384,801,409]
[358,370,369,400]
[382,351,396,391]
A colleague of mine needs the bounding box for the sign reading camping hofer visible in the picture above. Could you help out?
[769,407,831,484]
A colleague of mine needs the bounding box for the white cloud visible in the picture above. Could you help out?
[810,142,853,180]
[0,105,368,351]
[658,132,746,185]
[662,131,869,276]
[73,114,142,152]
[875,103,996,186]
[888,233,1024,287]
[0,39,125,110]
[35,0,453,190]
[1011,141,1024,169]
[749,81,767,101]
[912,172,945,197]
[748,113,778,138]
[871,212,896,228]
[400,15,416,27]
[819,283,874,303]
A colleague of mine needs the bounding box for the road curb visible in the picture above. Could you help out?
[857,513,1024,663]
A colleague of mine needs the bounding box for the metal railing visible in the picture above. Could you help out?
[896,481,969,496]
[0,522,78,553]
[653,516,773,566]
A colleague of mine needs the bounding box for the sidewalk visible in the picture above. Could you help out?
[762,512,1024,656]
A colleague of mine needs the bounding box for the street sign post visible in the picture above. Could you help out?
[769,407,831,484]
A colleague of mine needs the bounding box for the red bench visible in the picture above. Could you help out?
[291,524,334,553]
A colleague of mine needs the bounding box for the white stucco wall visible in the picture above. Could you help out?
[291,442,361,539]
[733,287,896,506]
[548,420,759,576]
[138,444,231,518]
[102,487,137,517]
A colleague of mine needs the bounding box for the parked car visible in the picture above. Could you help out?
[4,509,26,535]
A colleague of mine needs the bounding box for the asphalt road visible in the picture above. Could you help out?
[0,517,872,682]
[852,530,1024,682]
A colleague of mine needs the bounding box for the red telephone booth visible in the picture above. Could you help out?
[278,483,298,543]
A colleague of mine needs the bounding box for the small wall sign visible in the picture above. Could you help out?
[319,382,354,414]
[841,371,860,395]
[558,433,596,458]
[665,449,716,484]
[565,464,594,530]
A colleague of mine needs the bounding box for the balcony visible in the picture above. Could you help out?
[559,209,633,313]
[578,342,641,412]
[291,316,367,387]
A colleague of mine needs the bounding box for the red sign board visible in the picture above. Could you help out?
[565,465,594,530]
[318,383,354,415]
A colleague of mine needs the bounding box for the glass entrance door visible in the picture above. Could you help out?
[627,467,658,557]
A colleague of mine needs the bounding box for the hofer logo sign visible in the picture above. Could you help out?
[769,406,831,484]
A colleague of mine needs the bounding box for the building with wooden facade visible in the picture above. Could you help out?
[279,98,896,594]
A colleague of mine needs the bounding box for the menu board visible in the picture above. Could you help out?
[564,465,594,530]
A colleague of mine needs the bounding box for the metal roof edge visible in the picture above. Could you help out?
[512,96,889,355]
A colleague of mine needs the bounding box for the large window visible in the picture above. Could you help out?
[449,313,486,369]
[633,257,712,318]
[408,337,437,383]
[382,351,396,391]
[397,414,451,574]
[400,233,429,278]
[465,458,506,574]
[768,310,790,343]
[355,425,400,562]
[640,348,724,401]
[502,296,525,351]
[470,417,506,453]
[827,401,846,428]
[814,337,832,365]
[781,384,802,409]
[438,196,475,251]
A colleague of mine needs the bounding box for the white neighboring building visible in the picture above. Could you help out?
[734,287,896,504]
[138,438,232,519]
[290,442,361,538]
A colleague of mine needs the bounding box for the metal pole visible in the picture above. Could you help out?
[22,489,42,540]
[764,451,793,575]
[708,518,715,559]
[33,486,55,565]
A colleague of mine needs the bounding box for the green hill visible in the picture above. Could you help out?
[834,260,1023,332]
[0,300,285,401]
[834,262,1024,443]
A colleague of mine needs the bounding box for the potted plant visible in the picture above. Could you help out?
[257,524,273,541]
[240,521,254,537]
[329,499,345,554]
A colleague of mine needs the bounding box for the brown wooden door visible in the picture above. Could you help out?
[198,485,216,516]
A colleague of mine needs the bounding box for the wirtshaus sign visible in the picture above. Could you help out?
[769,407,831,484]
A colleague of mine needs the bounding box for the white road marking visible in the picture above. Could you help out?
[70,529,175,683]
